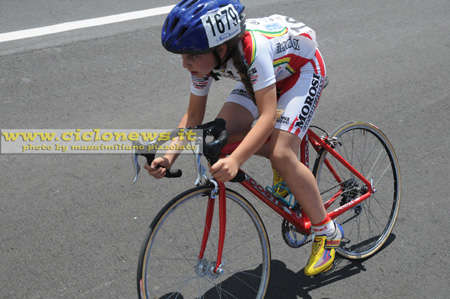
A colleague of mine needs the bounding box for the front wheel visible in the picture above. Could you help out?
[137,185,271,299]
[313,122,401,259]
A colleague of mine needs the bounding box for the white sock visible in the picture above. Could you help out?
[311,220,336,237]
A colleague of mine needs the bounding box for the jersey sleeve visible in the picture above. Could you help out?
[190,75,214,96]
[241,31,276,92]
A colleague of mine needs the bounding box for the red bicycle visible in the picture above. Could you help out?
[133,117,401,298]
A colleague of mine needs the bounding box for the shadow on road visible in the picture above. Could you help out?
[266,234,396,299]
[154,234,395,298]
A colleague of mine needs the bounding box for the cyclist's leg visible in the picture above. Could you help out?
[270,63,328,225]
[216,102,253,144]
[216,82,259,145]
[271,55,343,276]
[269,129,327,224]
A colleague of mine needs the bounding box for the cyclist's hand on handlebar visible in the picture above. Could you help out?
[210,156,239,183]
[144,157,170,179]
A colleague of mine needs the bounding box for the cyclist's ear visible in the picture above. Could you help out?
[217,44,228,59]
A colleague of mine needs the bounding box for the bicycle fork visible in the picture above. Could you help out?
[198,180,226,275]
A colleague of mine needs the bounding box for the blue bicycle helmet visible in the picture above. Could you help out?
[162,0,246,54]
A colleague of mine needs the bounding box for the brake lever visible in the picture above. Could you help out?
[132,141,182,183]
[133,153,141,183]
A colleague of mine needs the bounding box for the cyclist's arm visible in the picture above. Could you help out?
[163,92,208,167]
[145,92,207,177]
[178,92,208,128]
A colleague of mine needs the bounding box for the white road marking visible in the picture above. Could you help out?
[0,5,175,43]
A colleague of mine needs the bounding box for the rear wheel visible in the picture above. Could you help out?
[313,122,401,259]
[137,185,271,298]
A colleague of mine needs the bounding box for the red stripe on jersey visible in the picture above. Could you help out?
[310,59,318,74]
[309,52,326,76]
[284,53,311,72]
[276,69,301,98]
[315,50,326,77]
[288,118,298,133]
[241,31,256,67]
[300,33,313,40]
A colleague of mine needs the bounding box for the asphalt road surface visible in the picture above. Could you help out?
[1,0,449,298]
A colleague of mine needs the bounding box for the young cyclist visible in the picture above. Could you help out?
[145,0,344,277]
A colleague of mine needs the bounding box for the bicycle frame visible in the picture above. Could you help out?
[199,127,376,273]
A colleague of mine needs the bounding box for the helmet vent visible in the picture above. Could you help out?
[193,5,204,16]
[178,0,188,7]
[178,26,189,40]
[186,0,199,9]
[170,17,180,32]
[163,19,169,33]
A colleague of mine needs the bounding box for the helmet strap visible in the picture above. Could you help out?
[212,49,223,70]
[210,45,238,81]
[213,46,238,70]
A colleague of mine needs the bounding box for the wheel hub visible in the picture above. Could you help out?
[340,179,364,215]
[195,259,222,279]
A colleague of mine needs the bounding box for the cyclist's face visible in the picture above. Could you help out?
[181,53,216,78]
[181,45,227,78]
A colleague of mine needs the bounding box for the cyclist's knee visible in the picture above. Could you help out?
[217,103,253,141]
[269,151,296,170]
[226,132,248,144]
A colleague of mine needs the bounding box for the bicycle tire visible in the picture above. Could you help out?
[312,122,401,259]
[137,185,271,299]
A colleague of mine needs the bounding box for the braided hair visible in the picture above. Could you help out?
[231,46,256,103]
[220,37,256,104]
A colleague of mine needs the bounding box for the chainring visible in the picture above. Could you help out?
[281,218,309,248]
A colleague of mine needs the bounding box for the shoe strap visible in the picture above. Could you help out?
[325,239,341,249]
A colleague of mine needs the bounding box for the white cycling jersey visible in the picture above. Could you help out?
[190,14,325,96]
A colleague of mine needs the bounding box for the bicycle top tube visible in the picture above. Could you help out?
[220,141,241,156]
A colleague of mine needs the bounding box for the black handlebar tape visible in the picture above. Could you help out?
[230,170,246,182]
[142,153,182,178]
